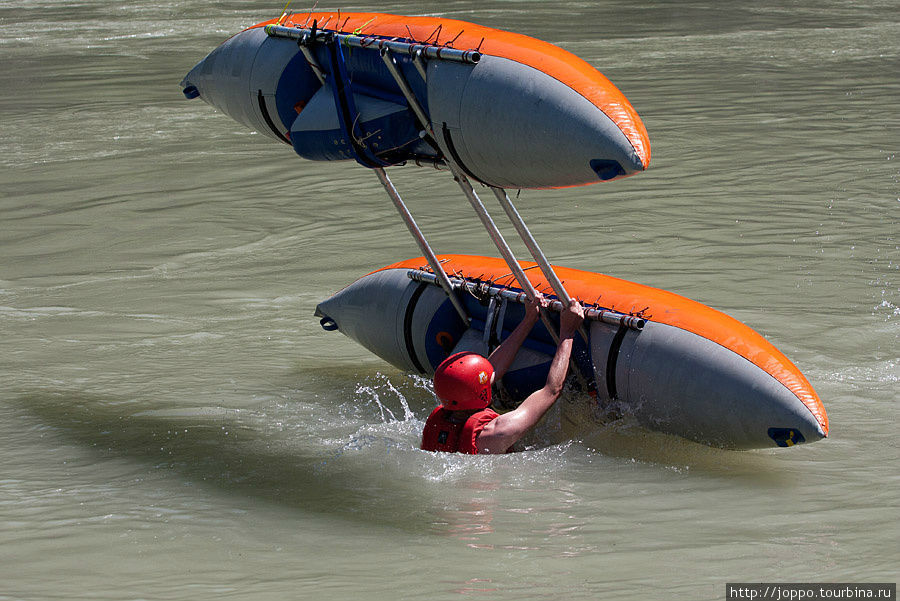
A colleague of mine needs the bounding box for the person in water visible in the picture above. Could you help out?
[421,295,585,454]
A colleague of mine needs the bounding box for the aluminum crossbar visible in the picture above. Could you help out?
[449,166,540,301]
[380,49,432,139]
[377,43,573,312]
[299,43,326,85]
[407,269,645,330]
[491,187,573,304]
[378,48,548,318]
[265,24,481,64]
[447,165,565,342]
[374,168,469,324]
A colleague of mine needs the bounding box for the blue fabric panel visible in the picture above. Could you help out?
[274,51,321,133]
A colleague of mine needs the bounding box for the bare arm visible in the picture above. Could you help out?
[477,300,585,454]
[487,294,545,382]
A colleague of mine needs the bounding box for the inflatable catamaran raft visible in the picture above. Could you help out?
[181,11,828,449]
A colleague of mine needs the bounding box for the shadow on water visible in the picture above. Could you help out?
[14,390,438,530]
[15,377,802,533]
[579,419,796,487]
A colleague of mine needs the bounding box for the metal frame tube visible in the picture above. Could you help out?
[380,51,538,306]
[378,46,552,332]
[375,168,469,324]
[407,269,645,330]
[491,187,572,303]
[380,49,432,136]
[412,48,428,82]
[448,166,566,343]
[266,24,481,64]
[298,40,326,85]
[450,167,538,300]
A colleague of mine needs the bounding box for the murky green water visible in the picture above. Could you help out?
[1,1,897,599]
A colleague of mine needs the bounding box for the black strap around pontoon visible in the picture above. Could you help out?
[320,33,391,169]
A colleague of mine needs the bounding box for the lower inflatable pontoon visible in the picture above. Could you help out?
[316,255,829,450]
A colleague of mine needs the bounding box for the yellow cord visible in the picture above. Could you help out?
[352,17,375,36]
[276,0,292,26]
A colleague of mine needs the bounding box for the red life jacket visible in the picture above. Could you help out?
[421,406,500,454]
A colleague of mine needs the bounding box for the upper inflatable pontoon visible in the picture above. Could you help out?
[181,11,650,188]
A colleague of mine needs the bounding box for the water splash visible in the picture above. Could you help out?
[353,371,421,423]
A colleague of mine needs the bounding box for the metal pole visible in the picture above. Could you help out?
[374,168,469,324]
[448,165,563,343]
[407,269,645,330]
[380,49,432,138]
[297,33,327,85]
[449,166,538,300]
[492,187,594,343]
[412,48,428,82]
[266,24,482,64]
[491,187,572,304]
[375,36,569,310]
[379,47,548,321]
[374,44,578,341]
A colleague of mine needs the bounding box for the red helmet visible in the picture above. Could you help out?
[433,352,494,411]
